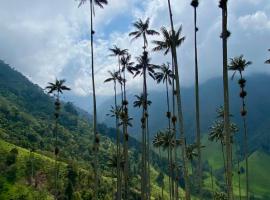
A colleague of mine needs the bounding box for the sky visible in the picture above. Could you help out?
[0,0,270,100]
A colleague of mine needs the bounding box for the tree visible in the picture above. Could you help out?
[129,18,159,51]
[104,70,123,200]
[265,49,270,64]
[152,14,188,199]
[190,0,202,197]
[228,55,252,200]
[209,107,239,193]
[219,0,233,198]
[129,18,159,199]
[46,79,70,198]
[77,1,108,198]
[133,92,151,200]
[155,63,174,129]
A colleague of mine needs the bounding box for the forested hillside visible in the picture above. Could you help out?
[0,61,170,199]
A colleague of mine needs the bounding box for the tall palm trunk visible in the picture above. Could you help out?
[171,57,178,200]
[192,4,202,198]
[114,79,122,200]
[166,1,191,199]
[54,92,60,200]
[166,78,174,200]
[89,1,98,199]
[210,166,214,197]
[221,141,228,188]
[239,72,249,200]
[237,159,242,200]
[220,1,233,199]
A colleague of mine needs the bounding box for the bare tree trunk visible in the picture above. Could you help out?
[240,72,249,200]
[193,5,202,198]
[220,1,233,199]
[237,159,242,200]
[114,79,121,200]
[89,1,99,199]
[166,1,191,199]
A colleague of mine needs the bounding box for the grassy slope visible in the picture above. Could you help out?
[202,136,270,199]
[0,138,172,199]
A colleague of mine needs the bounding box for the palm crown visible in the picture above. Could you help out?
[77,0,108,8]
[129,18,159,49]
[265,49,270,64]
[152,26,185,55]
[133,51,159,80]
[109,45,128,57]
[104,71,124,85]
[191,0,199,8]
[120,53,136,75]
[155,63,174,85]
[133,93,152,108]
[46,79,71,94]
[228,55,252,79]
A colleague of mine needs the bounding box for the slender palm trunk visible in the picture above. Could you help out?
[193,5,202,198]
[114,80,121,200]
[220,1,233,199]
[240,72,249,200]
[166,1,190,199]
[221,142,228,188]
[210,166,214,197]
[237,159,242,200]
[54,93,60,200]
[168,149,172,200]
[89,1,99,199]
[171,55,178,200]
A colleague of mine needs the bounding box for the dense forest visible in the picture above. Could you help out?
[0,0,270,200]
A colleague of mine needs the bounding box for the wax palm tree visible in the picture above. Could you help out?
[104,71,123,200]
[153,6,190,197]
[228,55,252,200]
[209,107,239,193]
[265,49,270,64]
[159,130,175,200]
[133,92,152,200]
[155,63,174,128]
[77,1,108,198]
[129,19,158,199]
[133,51,158,199]
[109,45,128,99]
[152,26,185,55]
[46,79,70,199]
[133,93,152,108]
[219,0,233,198]
[190,0,202,197]
[153,132,166,199]
[129,18,159,50]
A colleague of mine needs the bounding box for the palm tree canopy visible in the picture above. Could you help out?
[45,79,71,94]
[155,63,174,85]
[120,53,136,75]
[265,49,270,64]
[129,18,159,48]
[77,0,108,8]
[104,70,124,85]
[153,131,164,148]
[152,26,185,55]
[133,93,152,108]
[133,51,159,80]
[191,0,199,8]
[106,105,122,118]
[228,55,252,79]
[109,45,128,57]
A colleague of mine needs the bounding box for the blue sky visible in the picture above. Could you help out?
[0,0,269,99]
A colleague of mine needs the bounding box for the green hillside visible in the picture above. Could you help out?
[202,136,270,199]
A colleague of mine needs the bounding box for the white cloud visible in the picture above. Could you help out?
[0,0,270,99]
[238,11,270,30]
